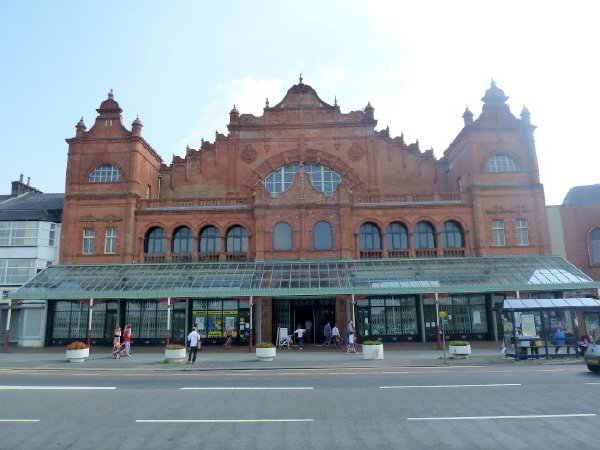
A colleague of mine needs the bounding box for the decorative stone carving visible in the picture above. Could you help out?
[348,143,365,162]
[241,145,257,164]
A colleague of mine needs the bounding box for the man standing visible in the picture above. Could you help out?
[323,321,332,346]
[331,323,340,349]
[295,324,307,350]
[187,325,200,364]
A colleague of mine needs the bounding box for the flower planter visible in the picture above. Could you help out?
[256,346,276,362]
[66,348,89,363]
[449,344,471,358]
[362,343,384,360]
[164,347,187,363]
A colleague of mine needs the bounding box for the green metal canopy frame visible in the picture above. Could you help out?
[9,255,600,300]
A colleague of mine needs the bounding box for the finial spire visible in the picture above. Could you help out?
[265,97,269,107]
[334,96,338,107]
[299,73,303,84]
[108,89,114,100]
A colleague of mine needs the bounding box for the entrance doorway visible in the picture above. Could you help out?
[272,298,335,344]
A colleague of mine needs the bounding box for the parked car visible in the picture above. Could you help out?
[584,335,600,373]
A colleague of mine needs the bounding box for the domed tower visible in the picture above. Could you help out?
[443,81,549,256]
[61,91,163,264]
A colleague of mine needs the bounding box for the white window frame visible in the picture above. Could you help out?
[83,228,95,255]
[515,219,529,246]
[104,227,117,254]
[492,219,506,246]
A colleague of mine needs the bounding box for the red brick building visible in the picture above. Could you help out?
[36,79,592,346]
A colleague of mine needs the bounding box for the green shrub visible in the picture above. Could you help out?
[449,340,470,346]
[362,340,383,345]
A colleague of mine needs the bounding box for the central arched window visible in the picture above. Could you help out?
[386,222,409,249]
[144,227,166,254]
[273,222,292,251]
[226,226,248,253]
[172,226,193,253]
[359,222,382,250]
[89,164,123,183]
[442,221,464,248]
[485,155,519,173]
[199,226,221,253]
[414,221,435,249]
[263,163,341,193]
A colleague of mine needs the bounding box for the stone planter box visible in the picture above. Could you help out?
[66,348,89,363]
[449,344,471,358]
[256,347,276,362]
[362,343,384,360]
[164,347,187,363]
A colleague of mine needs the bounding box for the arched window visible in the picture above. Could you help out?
[89,164,123,183]
[226,226,248,253]
[485,155,519,173]
[414,221,436,249]
[144,227,166,254]
[359,222,381,250]
[313,221,333,250]
[442,221,464,248]
[589,228,600,265]
[199,226,221,253]
[172,226,193,253]
[386,222,409,249]
[263,163,341,194]
[273,222,292,251]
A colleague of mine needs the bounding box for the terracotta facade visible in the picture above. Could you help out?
[61,80,549,266]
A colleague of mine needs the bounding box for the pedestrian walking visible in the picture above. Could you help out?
[120,324,132,357]
[295,324,307,349]
[112,327,122,359]
[187,325,201,364]
[346,331,357,354]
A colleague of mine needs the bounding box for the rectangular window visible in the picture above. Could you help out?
[515,219,529,246]
[0,259,37,284]
[492,219,506,246]
[49,223,56,246]
[104,227,117,254]
[0,221,38,246]
[83,228,95,255]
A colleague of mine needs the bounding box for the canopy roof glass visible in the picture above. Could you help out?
[503,298,600,310]
[11,255,600,300]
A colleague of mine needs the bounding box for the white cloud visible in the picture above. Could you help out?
[178,76,284,154]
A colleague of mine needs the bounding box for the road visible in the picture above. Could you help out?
[0,364,598,449]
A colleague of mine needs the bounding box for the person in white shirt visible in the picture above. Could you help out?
[187,325,200,364]
[331,324,340,349]
[294,325,307,349]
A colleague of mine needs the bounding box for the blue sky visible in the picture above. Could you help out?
[1,0,598,205]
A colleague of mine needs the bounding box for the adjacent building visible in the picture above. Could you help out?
[0,176,62,347]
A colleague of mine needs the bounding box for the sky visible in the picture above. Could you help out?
[1,0,598,205]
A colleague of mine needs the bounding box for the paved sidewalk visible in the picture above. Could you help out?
[0,342,584,371]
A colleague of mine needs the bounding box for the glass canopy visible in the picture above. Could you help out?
[10,255,600,300]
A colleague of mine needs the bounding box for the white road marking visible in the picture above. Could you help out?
[136,419,313,423]
[584,382,600,385]
[180,387,313,390]
[0,419,39,422]
[381,383,521,389]
[0,386,116,390]
[408,413,596,421]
